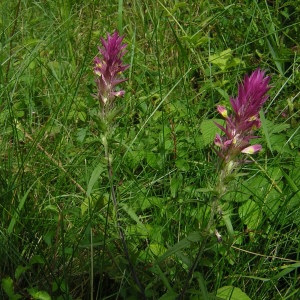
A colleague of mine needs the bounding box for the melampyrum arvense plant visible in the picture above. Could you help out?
[93,31,146,299]
[212,69,271,239]
[180,69,272,299]
[93,31,129,119]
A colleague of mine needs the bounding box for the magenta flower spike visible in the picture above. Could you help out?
[214,69,271,162]
[94,31,129,111]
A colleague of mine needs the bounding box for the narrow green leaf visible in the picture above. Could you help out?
[271,263,300,281]
[120,203,144,226]
[260,110,272,154]
[155,231,202,264]
[194,272,210,300]
[266,38,284,76]
[8,184,34,234]
[87,163,104,197]
[117,0,123,33]
[239,200,263,230]
[149,243,167,257]
[222,214,234,240]
[281,168,300,196]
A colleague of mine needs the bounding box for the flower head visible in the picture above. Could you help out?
[214,69,271,161]
[94,31,129,110]
[230,69,271,131]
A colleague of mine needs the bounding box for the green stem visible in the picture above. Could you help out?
[178,196,219,299]
[179,159,236,298]
[103,132,146,299]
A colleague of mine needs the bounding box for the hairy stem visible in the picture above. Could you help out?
[104,135,146,299]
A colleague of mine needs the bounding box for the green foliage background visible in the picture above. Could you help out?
[0,0,299,299]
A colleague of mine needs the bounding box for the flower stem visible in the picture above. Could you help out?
[103,134,146,299]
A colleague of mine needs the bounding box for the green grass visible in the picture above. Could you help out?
[1,0,299,299]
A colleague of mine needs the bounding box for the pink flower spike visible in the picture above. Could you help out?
[214,68,271,162]
[94,31,129,108]
[241,144,262,154]
[230,69,271,125]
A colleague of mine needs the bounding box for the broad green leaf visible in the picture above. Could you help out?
[217,286,251,300]
[15,265,29,280]
[43,230,55,246]
[149,243,167,257]
[135,196,164,212]
[120,203,143,224]
[159,290,179,300]
[215,87,230,101]
[29,255,45,265]
[80,198,90,216]
[28,288,51,300]
[223,190,250,202]
[241,175,268,199]
[200,119,224,146]
[209,49,244,70]
[127,224,150,238]
[187,231,203,242]
[264,119,290,134]
[209,49,233,70]
[77,111,87,122]
[43,205,59,213]
[269,134,292,154]
[146,151,162,169]
[24,38,43,46]
[181,32,209,47]
[1,277,22,299]
[150,225,164,243]
[263,188,281,220]
[175,158,190,171]
[239,200,263,230]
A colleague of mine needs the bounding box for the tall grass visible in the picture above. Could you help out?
[1,0,299,299]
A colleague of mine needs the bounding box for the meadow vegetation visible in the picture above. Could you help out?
[1,0,299,299]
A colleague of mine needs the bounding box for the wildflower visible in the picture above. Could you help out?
[214,69,271,162]
[94,31,129,111]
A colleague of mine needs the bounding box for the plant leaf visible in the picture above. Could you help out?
[217,286,251,300]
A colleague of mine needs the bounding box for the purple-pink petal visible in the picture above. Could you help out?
[94,31,129,106]
[241,144,262,154]
[214,68,270,161]
[217,105,228,118]
[230,69,270,120]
